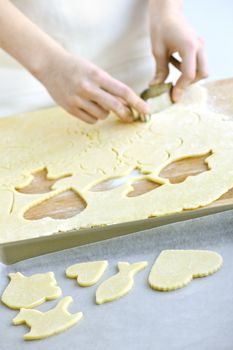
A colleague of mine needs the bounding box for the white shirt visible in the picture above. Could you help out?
[0,0,155,116]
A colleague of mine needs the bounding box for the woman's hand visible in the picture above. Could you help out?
[149,0,208,102]
[39,51,149,124]
[0,1,148,124]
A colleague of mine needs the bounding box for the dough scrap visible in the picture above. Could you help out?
[1,85,233,243]
[12,296,83,340]
[66,260,108,286]
[148,250,223,291]
[1,272,62,309]
[96,261,148,304]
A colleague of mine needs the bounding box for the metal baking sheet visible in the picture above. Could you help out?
[1,77,233,265]
[1,210,233,350]
[1,203,233,265]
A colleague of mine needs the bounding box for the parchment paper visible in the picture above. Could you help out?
[1,210,233,350]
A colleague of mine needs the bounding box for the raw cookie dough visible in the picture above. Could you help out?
[1,272,62,309]
[1,85,233,243]
[13,296,83,340]
[66,260,108,286]
[148,250,223,291]
[96,261,148,304]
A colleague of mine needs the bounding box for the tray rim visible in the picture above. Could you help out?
[1,202,233,265]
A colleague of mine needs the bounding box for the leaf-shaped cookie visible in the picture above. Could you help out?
[66,260,108,287]
[1,272,62,309]
[13,296,83,340]
[96,261,148,304]
[148,250,223,291]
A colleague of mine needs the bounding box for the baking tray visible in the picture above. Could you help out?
[1,203,233,265]
[1,209,233,350]
[1,78,233,265]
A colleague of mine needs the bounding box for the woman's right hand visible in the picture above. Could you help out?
[39,51,149,124]
[0,1,148,124]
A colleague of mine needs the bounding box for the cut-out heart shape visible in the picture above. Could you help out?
[96,261,148,304]
[148,250,222,291]
[13,296,83,340]
[24,189,86,220]
[160,152,212,184]
[66,260,108,287]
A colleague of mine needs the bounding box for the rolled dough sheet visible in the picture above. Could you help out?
[1,84,233,243]
[148,250,223,291]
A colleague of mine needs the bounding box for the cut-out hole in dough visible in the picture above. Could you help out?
[159,151,212,184]
[24,190,86,220]
[90,169,142,191]
[218,187,233,201]
[17,168,71,194]
[127,179,161,197]
[208,187,233,208]
[91,169,161,197]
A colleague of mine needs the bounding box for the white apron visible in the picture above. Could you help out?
[0,0,154,116]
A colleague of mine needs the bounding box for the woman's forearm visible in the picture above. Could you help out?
[0,0,65,80]
[149,0,183,26]
[0,0,149,122]
[149,0,182,14]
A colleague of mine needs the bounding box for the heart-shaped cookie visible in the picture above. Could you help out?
[148,250,223,291]
[66,260,108,287]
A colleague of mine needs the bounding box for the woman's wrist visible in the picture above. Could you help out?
[149,0,183,22]
[150,0,182,11]
[29,42,68,83]
[0,0,69,84]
